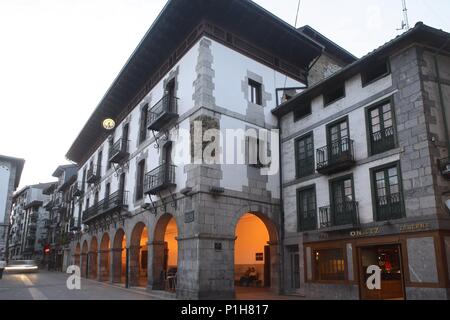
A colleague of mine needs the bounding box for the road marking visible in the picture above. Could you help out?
[20,275,48,300]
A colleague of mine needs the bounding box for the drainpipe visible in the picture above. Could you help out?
[433,40,450,153]
[276,117,286,295]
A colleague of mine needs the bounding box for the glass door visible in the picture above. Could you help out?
[359,244,405,300]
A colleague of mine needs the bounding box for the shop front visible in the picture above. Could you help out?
[302,223,450,300]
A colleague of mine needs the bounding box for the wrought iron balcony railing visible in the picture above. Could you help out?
[370,126,396,155]
[375,193,405,221]
[144,164,176,195]
[319,201,359,229]
[147,95,179,131]
[86,165,101,184]
[316,138,355,175]
[71,183,84,198]
[109,138,130,163]
[82,190,129,224]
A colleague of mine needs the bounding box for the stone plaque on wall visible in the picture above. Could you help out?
[185,210,195,223]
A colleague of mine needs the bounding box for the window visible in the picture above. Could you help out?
[325,118,351,163]
[372,163,405,221]
[313,248,345,281]
[323,86,345,106]
[97,150,103,177]
[136,160,145,201]
[368,100,396,155]
[329,175,357,226]
[248,79,262,105]
[81,168,87,192]
[295,133,314,178]
[139,106,148,144]
[362,60,390,86]
[293,102,312,122]
[297,187,317,231]
[247,135,270,168]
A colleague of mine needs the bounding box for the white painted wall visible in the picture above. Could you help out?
[211,39,302,126]
[76,35,305,218]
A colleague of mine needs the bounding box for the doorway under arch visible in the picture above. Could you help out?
[112,229,127,284]
[89,237,98,279]
[81,241,88,278]
[74,243,81,268]
[234,213,278,293]
[129,222,148,287]
[152,214,178,291]
[99,233,110,282]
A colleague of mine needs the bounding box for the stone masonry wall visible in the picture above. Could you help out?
[391,46,439,218]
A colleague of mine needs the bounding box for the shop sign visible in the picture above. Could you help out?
[399,223,431,233]
[350,227,380,238]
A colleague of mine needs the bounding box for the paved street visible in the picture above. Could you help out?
[0,271,160,300]
[0,270,306,300]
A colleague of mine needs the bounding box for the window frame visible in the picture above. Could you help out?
[294,132,315,179]
[296,185,317,232]
[370,161,405,222]
[248,79,262,105]
[293,101,312,122]
[323,85,346,107]
[365,97,398,156]
[312,247,347,283]
[138,105,149,145]
[361,59,391,88]
[135,159,146,201]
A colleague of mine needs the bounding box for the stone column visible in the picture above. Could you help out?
[177,235,235,300]
[108,249,114,283]
[268,241,280,294]
[97,250,103,282]
[128,245,140,287]
[111,248,123,283]
[147,241,166,290]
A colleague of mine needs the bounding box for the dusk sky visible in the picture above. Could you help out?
[1,0,449,189]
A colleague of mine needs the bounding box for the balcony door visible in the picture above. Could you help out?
[327,118,349,162]
[162,142,173,185]
[165,79,175,113]
[330,176,355,226]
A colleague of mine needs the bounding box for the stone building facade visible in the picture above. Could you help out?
[8,183,53,262]
[273,22,450,300]
[65,0,354,299]
[0,155,24,260]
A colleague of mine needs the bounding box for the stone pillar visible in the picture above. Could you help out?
[111,248,123,283]
[147,241,166,290]
[177,235,235,300]
[128,245,140,287]
[108,249,114,283]
[268,241,280,294]
[97,250,103,281]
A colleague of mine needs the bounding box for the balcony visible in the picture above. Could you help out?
[438,157,450,180]
[71,183,84,198]
[375,193,405,221]
[147,95,179,131]
[86,165,101,184]
[144,164,176,195]
[43,199,54,210]
[370,126,396,155]
[109,138,130,164]
[82,190,129,224]
[319,201,359,230]
[316,138,355,175]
